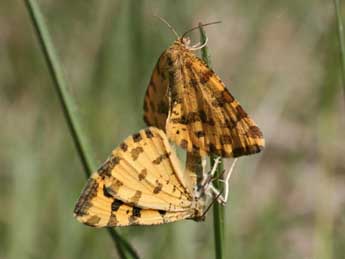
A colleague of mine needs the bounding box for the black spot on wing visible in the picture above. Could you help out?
[132,133,142,142]
[103,185,113,198]
[111,199,124,211]
[120,142,128,152]
[145,128,154,138]
[132,207,142,218]
[158,210,167,216]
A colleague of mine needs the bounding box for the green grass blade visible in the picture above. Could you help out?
[23,1,139,258]
[107,229,140,259]
[334,0,345,99]
[24,0,95,177]
[199,24,225,259]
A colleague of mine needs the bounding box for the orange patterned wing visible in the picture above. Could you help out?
[74,127,203,227]
[145,40,264,158]
[143,53,170,130]
[102,127,194,211]
[74,174,194,227]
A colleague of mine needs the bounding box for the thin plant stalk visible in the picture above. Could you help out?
[24,0,95,177]
[23,1,139,258]
[199,24,225,259]
[334,0,345,101]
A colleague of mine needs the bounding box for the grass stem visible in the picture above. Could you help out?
[24,1,139,258]
[334,0,345,101]
[199,24,225,259]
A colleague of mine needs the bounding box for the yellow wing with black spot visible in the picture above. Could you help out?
[74,175,193,227]
[144,40,264,158]
[74,127,199,227]
[143,53,170,131]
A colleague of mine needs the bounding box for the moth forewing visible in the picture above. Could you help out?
[74,127,207,227]
[143,39,264,158]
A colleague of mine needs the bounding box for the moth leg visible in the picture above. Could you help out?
[191,42,201,48]
[202,156,223,202]
[201,156,222,187]
[210,156,222,177]
[199,156,207,185]
[215,158,238,204]
[188,36,209,51]
[204,158,238,205]
[201,157,207,175]
[207,183,225,204]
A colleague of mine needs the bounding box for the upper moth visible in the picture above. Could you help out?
[143,22,265,158]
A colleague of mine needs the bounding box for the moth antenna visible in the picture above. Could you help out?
[181,21,222,40]
[154,15,180,39]
[201,189,224,218]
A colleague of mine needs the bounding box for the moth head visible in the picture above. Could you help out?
[181,37,191,47]
[154,15,221,51]
[180,21,221,51]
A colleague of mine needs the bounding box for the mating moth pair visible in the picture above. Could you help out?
[74,21,264,227]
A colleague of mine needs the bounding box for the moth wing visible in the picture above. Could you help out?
[98,127,194,212]
[166,52,265,157]
[143,53,170,130]
[74,175,194,227]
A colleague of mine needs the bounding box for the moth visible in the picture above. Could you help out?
[74,127,221,227]
[143,21,265,158]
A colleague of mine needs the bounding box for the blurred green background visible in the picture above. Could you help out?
[1,0,344,258]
